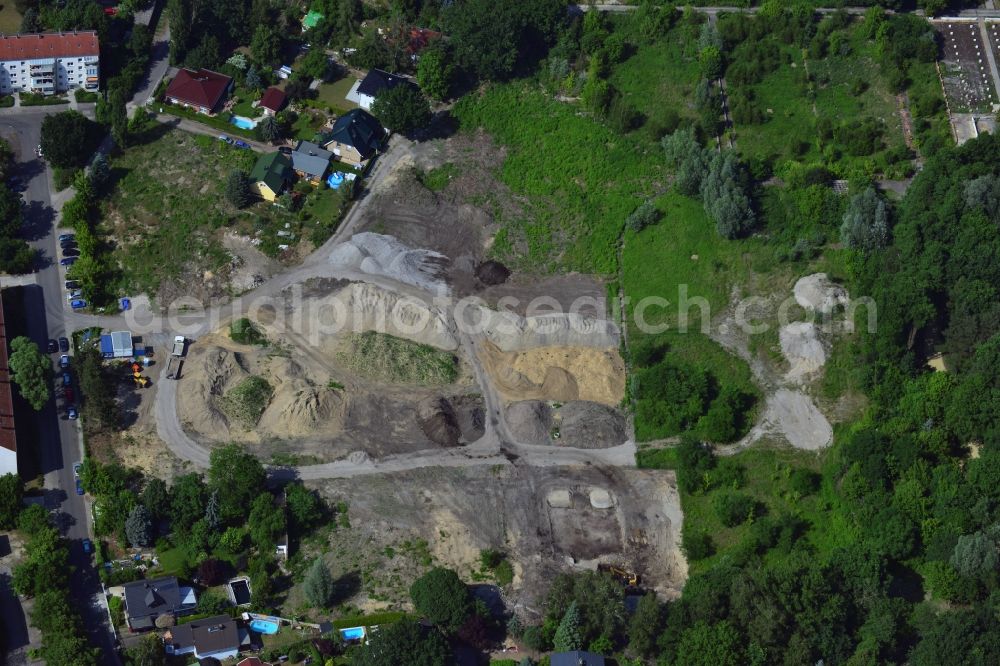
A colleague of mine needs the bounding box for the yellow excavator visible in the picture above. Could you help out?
[598,563,639,587]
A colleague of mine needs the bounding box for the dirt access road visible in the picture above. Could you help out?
[74,136,637,479]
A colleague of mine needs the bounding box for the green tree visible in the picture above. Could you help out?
[170,472,208,532]
[204,490,220,530]
[251,24,281,66]
[841,186,889,253]
[701,151,755,239]
[88,152,110,193]
[225,170,253,208]
[207,443,266,524]
[950,531,998,579]
[257,114,282,142]
[123,633,167,666]
[245,66,262,91]
[248,492,285,550]
[40,111,99,169]
[662,126,710,196]
[9,336,50,410]
[297,48,330,81]
[416,45,454,101]
[20,7,40,32]
[371,84,432,134]
[409,567,473,633]
[303,556,334,607]
[628,593,664,658]
[553,601,583,652]
[713,492,759,527]
[0,472,23,529]
[125,504,152,547]
[353,619,451,666]
[625,200,660,233]
[545,571,626,649]
[140,477,169,521]
[675,621,746,666]
[285,481,324,534]
[699,46,723,79]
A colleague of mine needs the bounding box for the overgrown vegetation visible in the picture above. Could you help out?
[339,332,459,386]
[220,375,273,427]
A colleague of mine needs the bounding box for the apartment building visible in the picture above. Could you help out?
[0,31,99,96]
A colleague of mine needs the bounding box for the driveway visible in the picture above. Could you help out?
[0,106,120,665]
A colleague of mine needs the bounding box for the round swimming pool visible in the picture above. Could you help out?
[249,619,279,635]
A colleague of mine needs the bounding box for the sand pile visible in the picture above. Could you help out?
[557,401,628,448]
[469,306,620,351]
[756,389,833,450]
[506,400,553,444]
[793,273,849,313]
[329,232,450,293]
[312,282,459,351]
[779,322,826,383]
[479,341,626,406]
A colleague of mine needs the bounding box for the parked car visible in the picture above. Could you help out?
[62,248,80,258]
[60,257,77,266]
[64,387,74,402]
[72,462,81,477]
[64,280,80,290]
[234,140,250,149]
[82,538,92,554]
[47,339,58,353]
[68,407,78,421]
[36,144,42,157]
[58,337,69,352]
[58,234,74,243]
[60,240,76,249]
[62,372,72,386]
[59,354,70,368]
[66,290,82,300]
[218,134,233,144]
[70,299,86,309]
[75,478,83,494]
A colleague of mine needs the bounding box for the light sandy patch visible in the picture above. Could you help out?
[329,232,450,294]
[746,388,833,451]
[470,305,620,351]
[779,321,826,383]
[478,341,626,406]
[793,273,849,313]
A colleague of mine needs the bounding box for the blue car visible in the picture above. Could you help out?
[234,140,250,149]
[70,299,86,310]
[60,257,77,267]
[82,538,92,554]
[62,372,72,386]
[75,478,84,495]
[58,233,74,243]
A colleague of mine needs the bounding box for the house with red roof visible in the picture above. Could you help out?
[164,68,233,115]
[259,86,286,116]
[0,31,99,96]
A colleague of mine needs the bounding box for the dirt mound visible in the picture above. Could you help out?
[475,260,511,286]
[506,400,553,444]
[469,306,620,351]
[452,394,486,442]
[329,232,450,294]
[779,322,826,383]
[479,341,626,406]
[557,401,628,449]
[417,396,462,447]
[793,273,849,313]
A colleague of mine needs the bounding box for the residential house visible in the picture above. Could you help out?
[345,68,414,111]
[122,576,197,631]
[319,109,385,168]
[0,31,99,96]
[0,296,17,476]
[164,68,233,115]
[163,615,243,661]
[290,140,332,183]
[259,86,286,116]
[551,651,606,666]
[250,152,294,202]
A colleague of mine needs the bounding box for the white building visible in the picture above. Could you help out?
[0,31,99,96]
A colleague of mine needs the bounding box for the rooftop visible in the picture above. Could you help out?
[322,109,384,159]
[259,86,286,113]
[164,615,240,657]
[292,140,333,178]
[165,68,232,111]
[356,68,413,98]
[0,31,98,61]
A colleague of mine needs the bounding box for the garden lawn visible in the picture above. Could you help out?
[453,84,665,274]
[0,3,21,34]
[105,131,304,297]
[317,75,358,113]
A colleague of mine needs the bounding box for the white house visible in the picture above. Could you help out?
[0,31,99,96]
[345,68,413,111]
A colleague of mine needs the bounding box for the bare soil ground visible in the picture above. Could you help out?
[300,465,686,616]
[934,19,997,113]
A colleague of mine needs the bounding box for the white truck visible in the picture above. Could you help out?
[166,335,186,379]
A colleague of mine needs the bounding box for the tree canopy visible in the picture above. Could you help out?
[9,337,51,410]
[409,567,473,633]
[40,111,101,169]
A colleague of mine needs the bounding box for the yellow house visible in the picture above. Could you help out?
[319,109,385,168]
[250,152,294,202]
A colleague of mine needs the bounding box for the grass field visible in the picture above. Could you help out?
[339,332,459,385]
[315,75,358,114]
[106,130,340,297]
[0,3,21,34]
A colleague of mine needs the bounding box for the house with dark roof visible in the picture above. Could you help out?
[163,615,243,661]
[250,152,294,202]
[345,69,414,111]
[122,576,197,631]
[290,140,332,183]
[319,109,385,168]
[551,651,606,666]
[259,86,286,116]
[165,68,233,115]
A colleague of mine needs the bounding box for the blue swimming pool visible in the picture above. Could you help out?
[340,626,365,641]
[231,115,256,130]
[250,619,279,635]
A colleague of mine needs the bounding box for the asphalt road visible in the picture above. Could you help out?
[0,108,120,665]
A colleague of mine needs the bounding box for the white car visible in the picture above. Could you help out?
[66,290,82,300]
[35,144,42,157]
